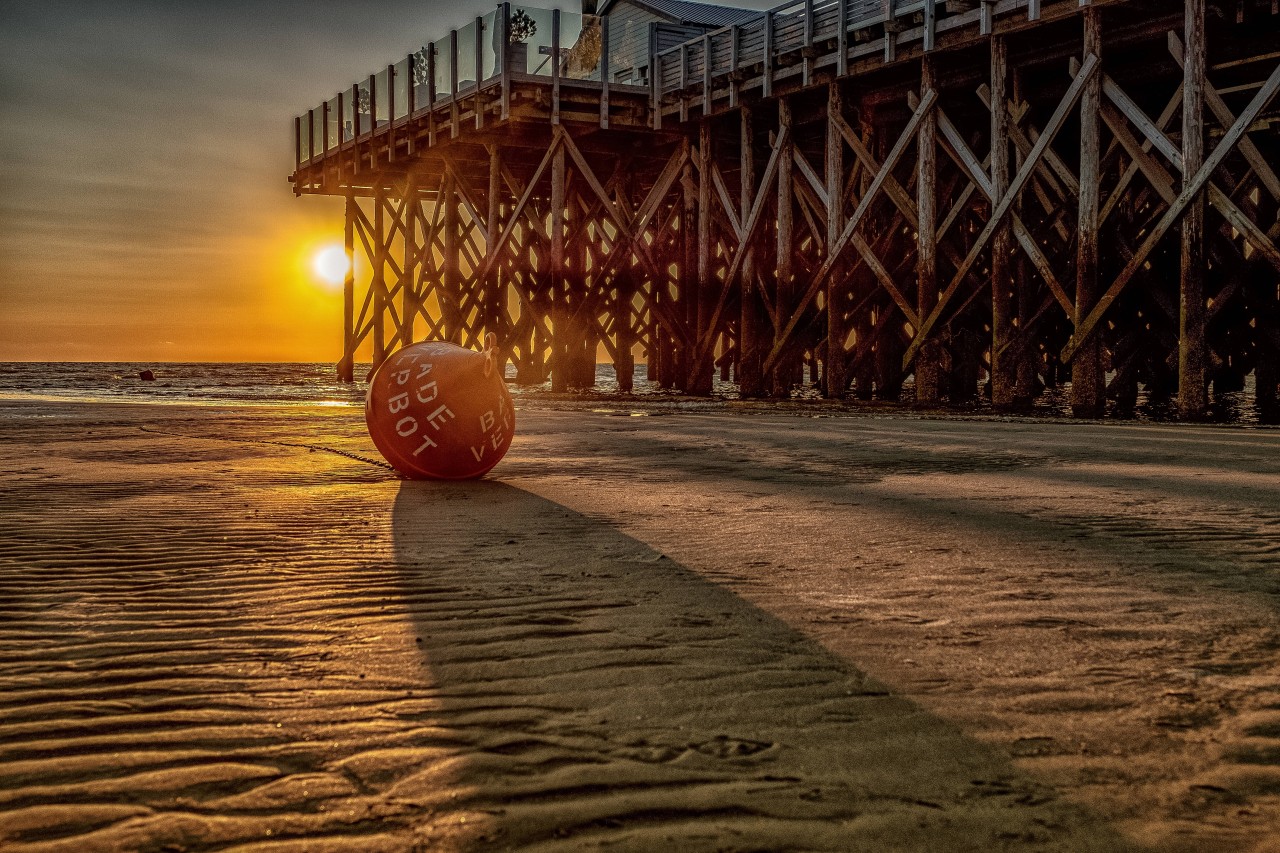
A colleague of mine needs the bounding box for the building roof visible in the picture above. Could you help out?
[601,0,762,29]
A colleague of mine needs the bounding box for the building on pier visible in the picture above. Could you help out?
[291,0,1280,420]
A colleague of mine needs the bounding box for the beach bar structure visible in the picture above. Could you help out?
[291,0,1280,420]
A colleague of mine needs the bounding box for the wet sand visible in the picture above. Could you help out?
[1,400,1278,851]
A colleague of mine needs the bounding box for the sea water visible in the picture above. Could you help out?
[0,361,1267,425]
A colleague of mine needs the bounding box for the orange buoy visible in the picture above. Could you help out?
[365,335,514,480]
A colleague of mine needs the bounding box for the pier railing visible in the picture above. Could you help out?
[297,0,1077,166]
[651,0,1059,120]
[294,3,619,168]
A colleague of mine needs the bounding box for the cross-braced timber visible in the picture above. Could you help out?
[293,0,1280,421]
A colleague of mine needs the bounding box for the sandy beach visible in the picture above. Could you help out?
[1,399,1278,852]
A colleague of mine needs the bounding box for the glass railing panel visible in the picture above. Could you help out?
[297,116,308,164]
[564,13,601,81]
[558,11,582,79]
[374,68,390,127]
[310,108,324,158]
[457,20,479,91]
[412,45,432,111]
[393,58,410,118]
[480,9,501,82]
[511,6,555,76]
[342,93,356,141]
[326,97,339,149]
[356,81,371,136]
[433,35,453,99]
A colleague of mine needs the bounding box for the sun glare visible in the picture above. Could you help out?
[313,244,350,288]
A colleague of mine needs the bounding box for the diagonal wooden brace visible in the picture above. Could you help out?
[1060,57,1280,363]
[761,89,938,376]
[694,125,792,366]
[472,134,565,286]
[902,54,1099,371]
[1169,32,1280,201]
[933,105,1075,316]
[1098,92,1280,275]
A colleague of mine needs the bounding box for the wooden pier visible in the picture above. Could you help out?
[291,0,1280,419]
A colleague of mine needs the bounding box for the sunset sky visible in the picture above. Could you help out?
[0,0,497,362]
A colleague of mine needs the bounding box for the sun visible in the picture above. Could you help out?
[312,244,350,289]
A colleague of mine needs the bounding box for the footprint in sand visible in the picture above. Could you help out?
[690,735,775,759]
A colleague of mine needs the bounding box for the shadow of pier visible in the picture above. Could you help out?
[390,479,1130,851]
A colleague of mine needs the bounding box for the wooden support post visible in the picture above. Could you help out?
[501,3,511,121]
[552,9,562,126]
[990,35,1016,409]
[691,121,715,395]
[1072,8,1105,417]
[427,46,438,146]
[372,186,388,370]
[729,26,740,109]
[837,0,848,77]
[550,143,567,390]
[450,31,460,138]
[679,45,689,123]
[739,107,764,398]
[854,105,875,400]
[916,56,941,405]
[386,63,396,161]
[763,12,774,98]
[1012,68,1038,406]
[339,194,356,382]
[475,16,484,130]
[703,35,712,116]
[803,0,814,85]
[883,0,898,62]
[337,91,346,158]
[1255,259,1279,423]
[442,174,460,345]
[487,145,502,352]
[773,99,795,397]
[571,211,595,388]
[402,185,416,348]
[406,54,416,156]
[616,172,636,393]
[351,84,362,175]
[600,15,610,128]
[652,50,662,130]
[321,101,330,158]
[680,136,697,391]
[1180,0,1208,419]
[826,83,848,398]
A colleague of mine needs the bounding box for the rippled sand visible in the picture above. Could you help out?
[1,400,1278,851]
